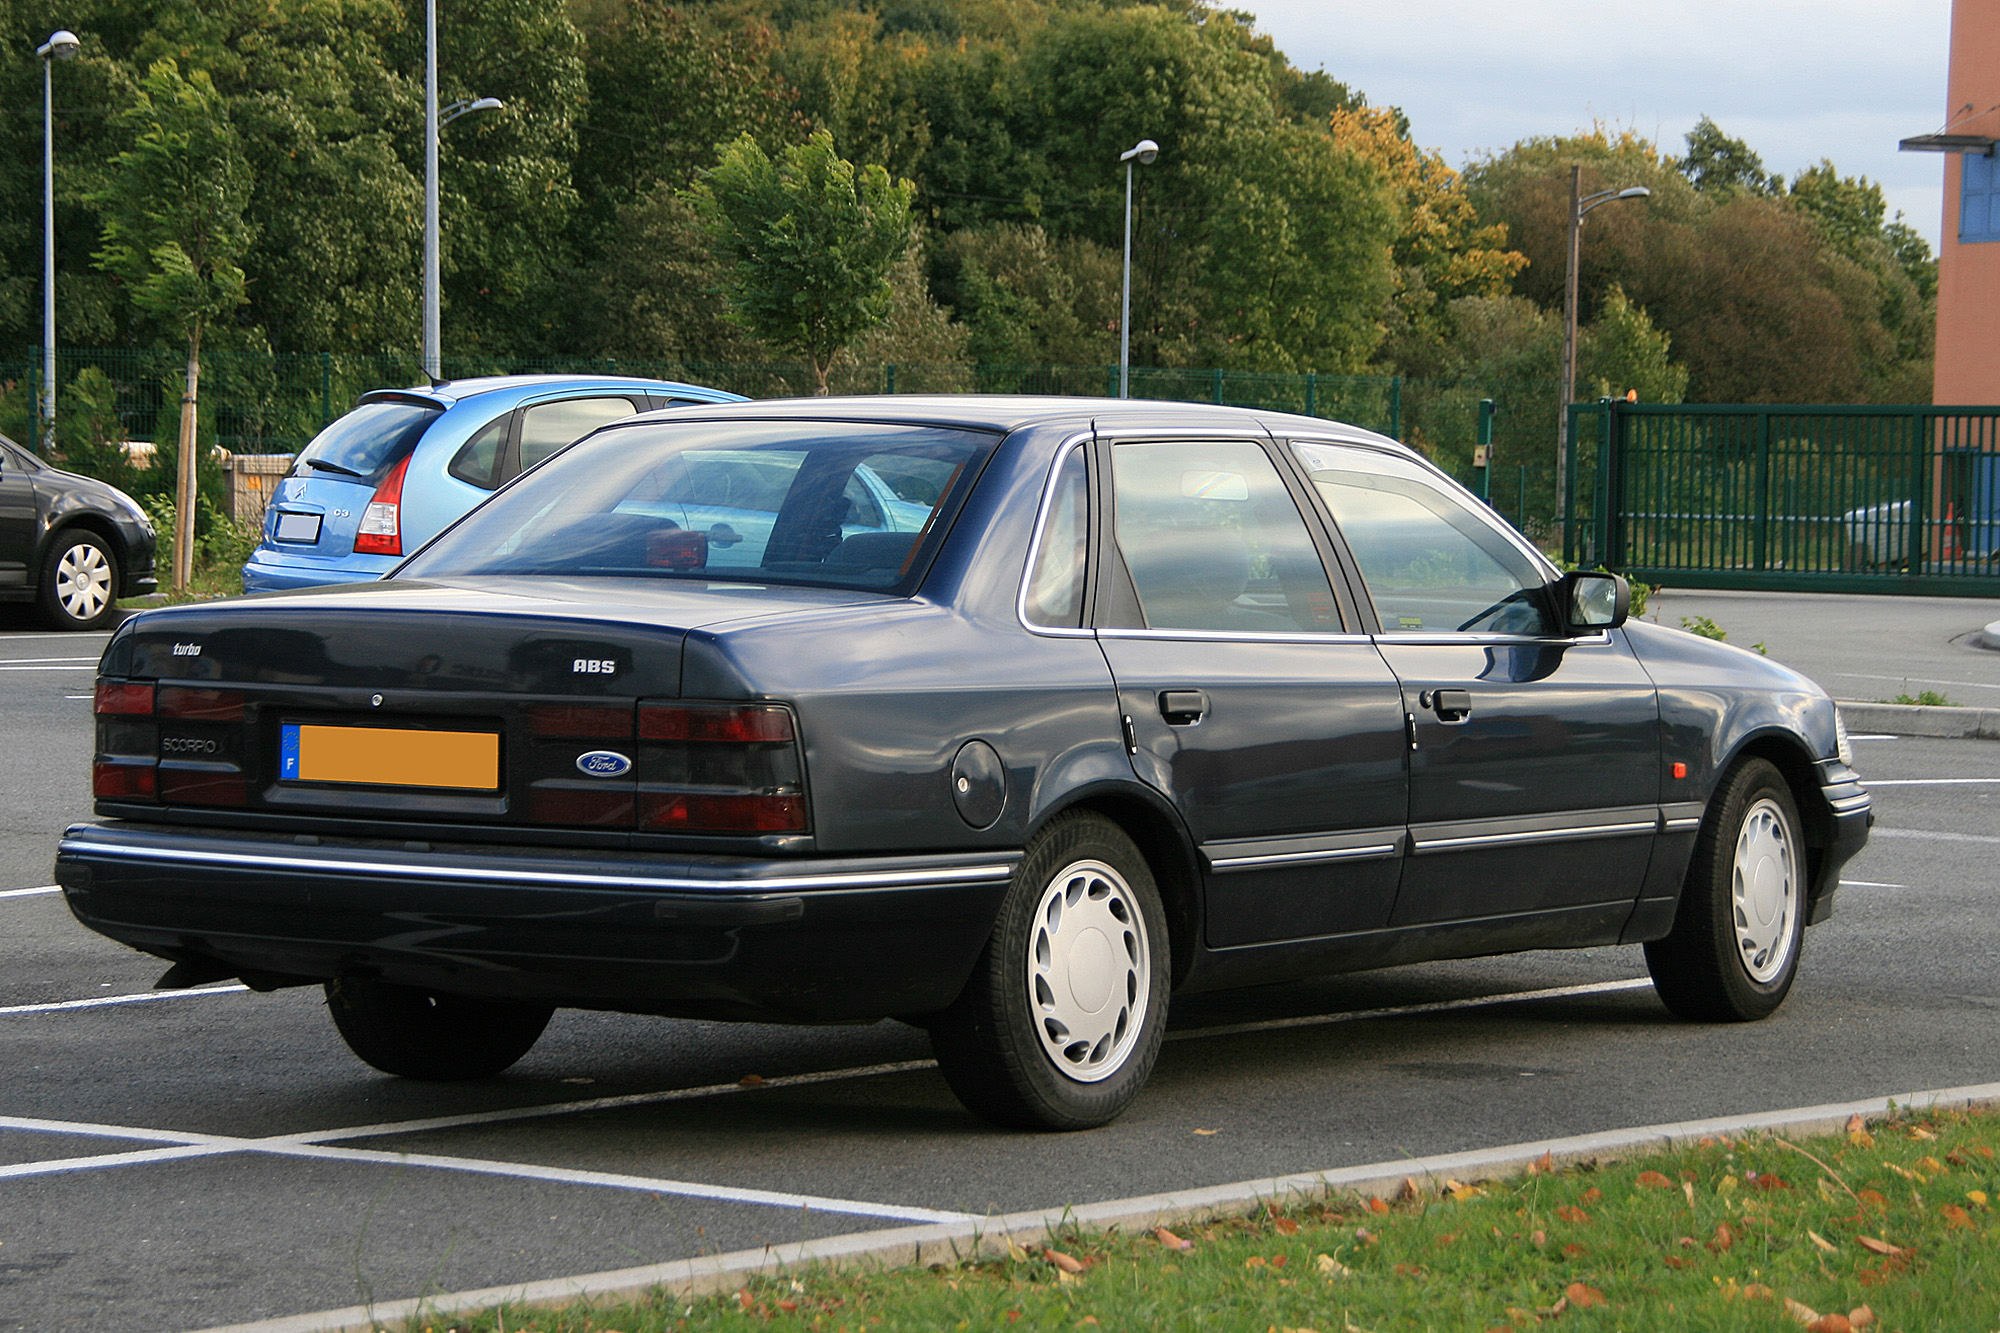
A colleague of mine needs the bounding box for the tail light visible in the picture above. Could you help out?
[353,452,412,556]
[93,678,157,800]
[636,703,806,834]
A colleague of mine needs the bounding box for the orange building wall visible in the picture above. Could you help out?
[1934,0,2000,404]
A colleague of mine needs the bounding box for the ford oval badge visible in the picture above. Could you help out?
[575,750,633,777]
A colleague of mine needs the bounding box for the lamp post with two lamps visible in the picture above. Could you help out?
[1557,165,1650,513]
[38,28,79,455]
[421,0,501,382]
[1118,137,1158,399]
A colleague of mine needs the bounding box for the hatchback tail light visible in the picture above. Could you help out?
[353,452,412,556]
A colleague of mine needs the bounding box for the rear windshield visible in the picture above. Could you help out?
[397,418,996,594]
[292,400,441,484]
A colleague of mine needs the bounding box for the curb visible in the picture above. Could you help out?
[1984,619,2000,652]
[190,1080,2000,1333]
[1837,699,2000,740]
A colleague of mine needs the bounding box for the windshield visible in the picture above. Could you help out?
[398,418,997,594]
[293,400,441,484]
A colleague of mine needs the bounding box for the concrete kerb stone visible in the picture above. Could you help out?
[1983,619,2000,653]
[191,1079,2000,1333]
[1837,700,2000,740]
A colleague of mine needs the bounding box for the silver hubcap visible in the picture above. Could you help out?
[56,543,111,622]
[1732,796,1797,984]
[1026,858,1151,1084]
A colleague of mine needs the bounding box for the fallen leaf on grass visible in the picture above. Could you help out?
[1909,1125,1937,1140]
[1274,1216,1301,1236]
[1315,1252,1352,1278]
[1856,1189,1888,1210]
[1750,1172,1794,1191]
[1580,1187,1601,1204]
[1970,1189,1990,1207]
[1846,1114,1875,1148]
[1706,1222,1735,1253]
[1554,1205,1591,1224]
[1848,1305,1876,1327]
[1154,1226,1193,1251]
[1564,1283,1606,1308]
[1354,1228,1378,1246]
[1529,1229,1547,1246]
[1562,1243,1588,1258]
[1662,1255,1693,1269]
[1742,1283,1774,1301]
[1391,1262,1424,1277]
[1636,1170,1674,1189]
[1245,1256,1266,1269]
[1916,1155,1946,1173]
[1447,1182,1485,1202]
[1529,1150,1555,1175]
[1942,1204,1975,1229]
[1044,1247,1086,1275]
[1807,1229,1839,1253]
[1396,1176,1421,1202]
[1367,1197,1389,1215]
[1855,1235,1907,1258]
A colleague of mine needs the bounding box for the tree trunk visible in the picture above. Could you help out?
[173,326,203,589]
[811,353,830,396]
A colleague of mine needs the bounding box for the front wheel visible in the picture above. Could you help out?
[38,529,119,630]
[1646,758,1807,1022]
[324,978,553,1079]
[930,813,1169,1131]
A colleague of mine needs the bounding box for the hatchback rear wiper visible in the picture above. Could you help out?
[301,457,367,479]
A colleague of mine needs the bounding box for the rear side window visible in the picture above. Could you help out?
[293,401,439,484]
[518,397,640,472]
[400,419,996,595]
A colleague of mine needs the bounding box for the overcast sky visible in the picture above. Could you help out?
[1241,0,1953,249]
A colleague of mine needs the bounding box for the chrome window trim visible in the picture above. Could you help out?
[1017,431,1099,640]
[1098,626,1375,645]
[1207,844,1400,872]
[1369,630,1616,648]
[61,837,1019,896]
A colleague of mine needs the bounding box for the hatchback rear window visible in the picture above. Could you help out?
[399,418,996,594]
[292,400,441,484]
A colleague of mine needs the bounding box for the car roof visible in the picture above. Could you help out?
[357,373,746,412]
[610,394,1410,453]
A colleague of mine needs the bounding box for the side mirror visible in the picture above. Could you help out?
[1561,570,1630,631]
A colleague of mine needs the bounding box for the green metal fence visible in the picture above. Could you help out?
[1,348,1407,461]
[1567,400,2000,597]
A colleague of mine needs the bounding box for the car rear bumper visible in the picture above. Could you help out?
[241,550,397,593]
[55,821,1017,1022]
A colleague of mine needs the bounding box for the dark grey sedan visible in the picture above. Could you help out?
[0,430,156,628]
[57,398,1871,1129]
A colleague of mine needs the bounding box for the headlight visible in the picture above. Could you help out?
[1833,708,1854,767]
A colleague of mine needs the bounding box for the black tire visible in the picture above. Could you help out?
[930,812,1170,1131]
[1645,757,1807,1022]
[323,977,553,1080]
[38,528,119,630]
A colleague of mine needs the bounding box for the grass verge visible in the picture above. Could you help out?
[399,1104,2000,1333]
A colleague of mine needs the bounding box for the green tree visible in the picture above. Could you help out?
[691,129,916,394]
[90,58,253,587]
[1676,116,1782,196]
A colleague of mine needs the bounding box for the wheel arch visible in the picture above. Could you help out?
[1718,728,1836,907]
[40,512,127,574]
[1023,779,1204,988]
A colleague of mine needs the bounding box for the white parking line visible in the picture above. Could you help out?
[1872,827,2000,845]
[0,663,98,671]
[1836,671,2000,693]
[1865,778,2000,786]
[0,984,248,1015]
[0,656,99,664]
[0,976,1662,1220]
[0,632,111,641]
[1842,880,1908,889]
[0,885,60,898]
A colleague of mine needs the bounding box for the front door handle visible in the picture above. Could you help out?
[1159,690,1209,725]
[1420,688,1472,723]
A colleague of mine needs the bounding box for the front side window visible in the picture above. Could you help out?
[400,419,995,595]
[1292,441,1554,635]
[1109,439,1343,634]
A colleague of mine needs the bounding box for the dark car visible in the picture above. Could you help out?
[0,430,157,629]
[241,374,745,593]
[58,398,1871,1130]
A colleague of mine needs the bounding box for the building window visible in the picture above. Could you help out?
[1961,151,2000,243]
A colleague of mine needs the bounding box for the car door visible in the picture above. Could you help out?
[1286,438,1661,930]
[0,438,41,588]
[1080,432,1411,948]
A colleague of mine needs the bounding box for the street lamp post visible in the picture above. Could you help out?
[1118,138,1159,399]
[37,28,79,455]
[421,0,500,383]
[1557,165,1650,517]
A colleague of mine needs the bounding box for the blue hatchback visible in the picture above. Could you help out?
[242,374,744,592]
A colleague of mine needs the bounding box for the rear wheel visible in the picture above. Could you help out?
[930,813,1169,1130]
[1646,757,1806,1021]
[324,977,553,1079]
[38,528,118,630]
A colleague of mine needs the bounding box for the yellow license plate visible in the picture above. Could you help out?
[279,723,499,790]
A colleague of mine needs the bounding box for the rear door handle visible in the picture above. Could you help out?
[1159,690,1209,725]
[1420,688,1472,723]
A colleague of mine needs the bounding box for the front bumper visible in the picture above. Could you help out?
[56,821,1018,1022]
[1806,770,1873,925]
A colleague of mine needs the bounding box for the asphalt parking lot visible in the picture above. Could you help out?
[3,604,1997,1333]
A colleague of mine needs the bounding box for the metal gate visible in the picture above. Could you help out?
[1564,401,2000,597]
